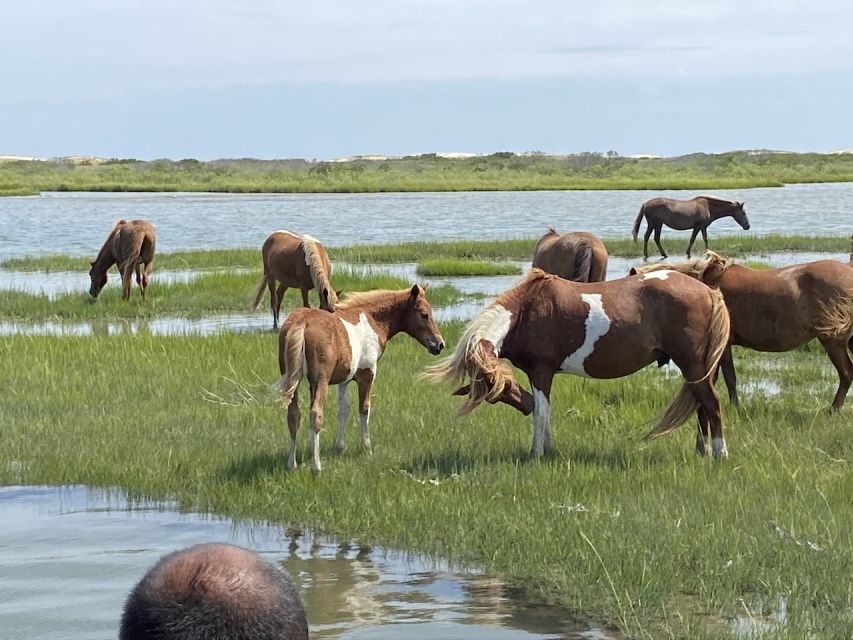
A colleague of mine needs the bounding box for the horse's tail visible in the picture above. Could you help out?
[645,287,730,440]
[816,288,853,341]
[251,272,269,310]
[631,205,645,242]
[575,246,593,282]
[119,227,146,274]
[277,323,306,407]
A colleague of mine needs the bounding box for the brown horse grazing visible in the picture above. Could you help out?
[252,230,339,329]
[426,269,731,459]
[632,196,750,259]
[88,219,156,300]
[532,229,609,282]
[278,285,444,472]
[633,251,853,412]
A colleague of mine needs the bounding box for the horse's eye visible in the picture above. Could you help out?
[420,312,428,320]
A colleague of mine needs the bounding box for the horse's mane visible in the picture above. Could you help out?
[301,234,338,306]
[698,195,739,209]
[335,287,411,311]
[633,251,734,279]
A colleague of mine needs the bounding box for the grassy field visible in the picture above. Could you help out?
[0,327,850,639]
[415,259,522,277]
[2,234,848,272]
[3,152,853,195]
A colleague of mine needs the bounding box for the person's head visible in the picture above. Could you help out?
[120,543,308,640]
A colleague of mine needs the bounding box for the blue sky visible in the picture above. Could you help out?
[2,1,851,160]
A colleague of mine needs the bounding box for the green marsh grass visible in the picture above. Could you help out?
[3,234,847,272]
[415,259,522,277]
[1,328,850,639]
[0,269,463,320]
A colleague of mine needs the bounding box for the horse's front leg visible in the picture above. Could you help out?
[309,378,330,473]
[687,228,700,259]
[527,370,554,461]
[719,346,739,408]
[334,382,350,453]
[355,369,376,452]
[301,288,310,308]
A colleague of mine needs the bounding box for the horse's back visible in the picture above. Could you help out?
[532,231,608,282]
[263,231,311,286]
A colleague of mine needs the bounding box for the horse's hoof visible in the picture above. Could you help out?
[333,443,345,454]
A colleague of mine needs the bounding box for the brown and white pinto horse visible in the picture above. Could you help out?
[278,285,444,472]
[88,219,156,300]
[532,229,609,282]
[426,269,732,459]
[632,196,750,259]
[633,251,853,411]
[252,230,338,329]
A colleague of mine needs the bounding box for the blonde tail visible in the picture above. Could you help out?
[645,287,730,439]
[251,273,269,310]
[277,323,306,407]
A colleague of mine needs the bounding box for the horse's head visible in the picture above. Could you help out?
[402,284,444,355]
[320,287,342,313]
[732,201,750,230]
[88,262,108,298]
[698,250,732,286]
[452,340,534,416]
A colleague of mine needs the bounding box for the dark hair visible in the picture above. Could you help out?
[120,543,308,640]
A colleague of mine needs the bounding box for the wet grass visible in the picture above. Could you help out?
[415,259,522,277]
[0,328,850,639]
[0,269,463,320]
[2,234,848,272]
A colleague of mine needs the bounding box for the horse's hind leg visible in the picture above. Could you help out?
[334,383,350,453]
[301,288,310,308]
[140,261,153,300]
[695,407,710,456]
[355,369,376,452]
[690,379,726,457]
[642,225,653,259]
[820,336,852,411]
[309,378,329,473]
[121,261,136,300]
[286,390,302,471]
[653,224,668,259]
[687,228,700,259]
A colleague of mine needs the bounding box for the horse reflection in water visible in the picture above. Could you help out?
[532,229,608,282]
[427,269,732,458]
[633,251,853,412]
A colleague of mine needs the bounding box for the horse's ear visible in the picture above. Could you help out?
[410,284,420,298]
[629,267,638,276]
[421,283,429,292]
[89,260,95,266]
[453,384,471,396]
[335,289,343,298]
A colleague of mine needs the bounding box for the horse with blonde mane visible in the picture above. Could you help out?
[252,230,338,329]
[632,251,853,412]
[426,269,732,459]
[278,285,444,472]
[532,229,608,282]
[88,219,156,300]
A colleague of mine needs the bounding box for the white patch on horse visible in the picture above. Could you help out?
[339,313,383,381]
[641,270,673,281]
[473,304,513,355]
[560,293,610,377]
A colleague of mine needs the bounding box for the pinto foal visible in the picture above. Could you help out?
[427,269,732,459]
[278,285,444,472]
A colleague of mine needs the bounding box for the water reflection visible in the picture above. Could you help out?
[0,485,619,640]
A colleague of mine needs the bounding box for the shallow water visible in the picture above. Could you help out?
[1,184,851,258]
[0,485,619,640]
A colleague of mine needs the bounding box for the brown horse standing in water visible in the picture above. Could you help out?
[252,230,338,329]
[633,252,853,412]
[632,196,750,259]
[88,219,156,300]
[532,229,609,282]
[278,285,444,472]
[426,269,732,459]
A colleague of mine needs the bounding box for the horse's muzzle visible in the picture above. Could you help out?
[427,338,445,355]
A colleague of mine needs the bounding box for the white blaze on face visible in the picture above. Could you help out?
[339,313,383,381]
[641,270,673,281]
[560,293,610,378]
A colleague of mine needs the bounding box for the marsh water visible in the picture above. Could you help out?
[1,183,851,258]
[0,485,616,640]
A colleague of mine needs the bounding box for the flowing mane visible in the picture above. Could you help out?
[335,287,412,312]
[632,250,734,279]
[301,234,338,307]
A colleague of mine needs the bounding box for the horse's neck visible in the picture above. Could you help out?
[92,236,117,271]
[708,201,735,221]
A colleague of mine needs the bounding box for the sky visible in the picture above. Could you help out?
[1,0,851,160]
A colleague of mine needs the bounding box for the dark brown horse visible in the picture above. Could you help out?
[426,269,732,459]
[532,229,608,282]
[252,230,338,329]
[632,196,750,259]
[278,285,444,472]
[633,251,853,412]
[88,219,156,300]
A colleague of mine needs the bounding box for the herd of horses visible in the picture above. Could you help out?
[87,196,853,469]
